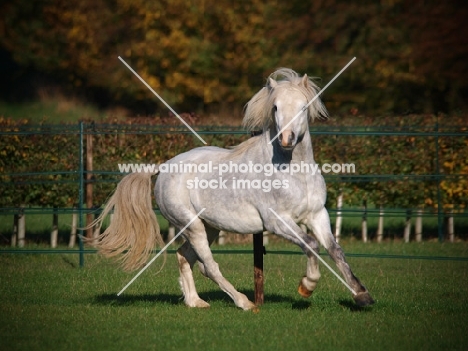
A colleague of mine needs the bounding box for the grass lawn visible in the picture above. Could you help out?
[0,98,108,123]
[1,241,468,351]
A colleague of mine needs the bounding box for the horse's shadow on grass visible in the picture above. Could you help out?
[92,290,351,311]
[94,292,181,306]
[92,292,372,312]
[338,299,375,312]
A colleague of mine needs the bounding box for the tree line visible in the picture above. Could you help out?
[1,0,467,115]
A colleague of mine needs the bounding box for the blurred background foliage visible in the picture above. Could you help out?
[0,0,467,118]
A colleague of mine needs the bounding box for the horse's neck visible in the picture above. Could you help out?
[264,129,315,164]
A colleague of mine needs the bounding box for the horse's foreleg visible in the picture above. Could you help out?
[266,219,322,298]
[326,241,375,306]
[298,226,321,298]
[308,209,374,307]
[177,241,210,308]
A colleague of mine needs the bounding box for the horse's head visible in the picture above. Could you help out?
[267,76,312,150]
[243,68,328,151]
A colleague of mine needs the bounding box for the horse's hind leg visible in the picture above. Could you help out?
[176,223,220,307]
[308,209,374,307]
[177,240,210,308]
[185,220,256,310]
[196,223,219,278]
[177,219,255,310]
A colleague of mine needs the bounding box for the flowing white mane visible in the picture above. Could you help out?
[242,68,328,132]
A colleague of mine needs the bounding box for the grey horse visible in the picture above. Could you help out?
[91,68,374,310]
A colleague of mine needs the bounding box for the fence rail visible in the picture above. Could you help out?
[1,120,467,265]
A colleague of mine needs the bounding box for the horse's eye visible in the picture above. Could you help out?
[273,105,277,112]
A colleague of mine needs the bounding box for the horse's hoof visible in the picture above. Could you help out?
[188,298,211,308]
[297,280,313,298]
[242,300,257,311]
[353,291,375,307]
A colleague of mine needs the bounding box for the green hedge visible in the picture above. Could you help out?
[1,114,467,211]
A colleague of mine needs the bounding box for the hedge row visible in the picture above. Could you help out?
[1,114,467,211]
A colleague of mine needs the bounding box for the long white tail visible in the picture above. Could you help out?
[88,172,165,271]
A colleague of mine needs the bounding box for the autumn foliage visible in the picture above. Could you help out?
[1,0,467,115]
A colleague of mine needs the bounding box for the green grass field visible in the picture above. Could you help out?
[2,98,468,350]
[1,241,468,351]
[0,98,109,123]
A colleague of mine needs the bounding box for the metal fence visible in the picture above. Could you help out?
[1,121,467,265]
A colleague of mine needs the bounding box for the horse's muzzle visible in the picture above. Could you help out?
[279,130,296,149]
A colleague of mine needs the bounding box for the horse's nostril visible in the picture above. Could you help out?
[279,133,283,143]
[289,132,295,143]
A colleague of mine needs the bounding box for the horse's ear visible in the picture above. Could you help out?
[301,74,309,88]
[267,78,278,89]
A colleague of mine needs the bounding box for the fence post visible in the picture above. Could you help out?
[415,208,423,242]
[11,214,18,247]
[218,230,226,245]
[86,131,94,239]
[435,120,444,242]
[334,190,343,243]
[17,206,26,248]
[376,205,384,243]
[404,209,412,243]
[361,200,368,243]
[447,210,454,243]
[167,226,175,243]
[69,207,78,248]
[50,207,58,248]
[78,122,85,267]
[253,232,264,306]
[263,231,269,245]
